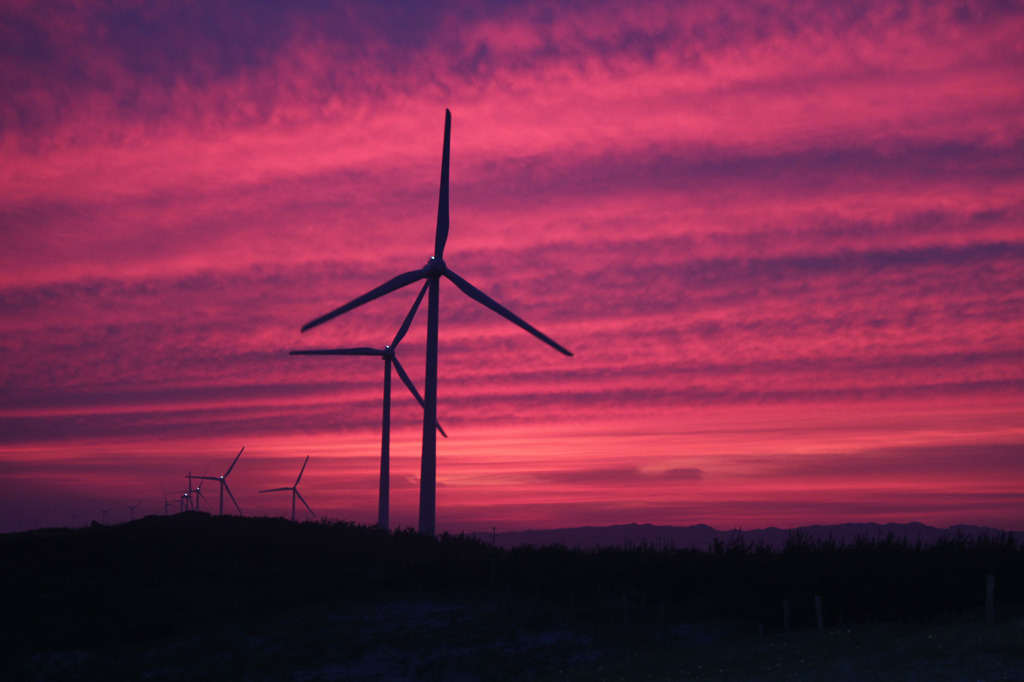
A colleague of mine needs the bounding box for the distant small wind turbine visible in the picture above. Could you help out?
[192,446,245,516]
[99,507,110,524]
[291,282,446,530]
[299,109,572,535]
[185,472,207,512]
[160,483,176,515]
[258,455,315,522]
[126,501,142,521]
[170,483,193,512]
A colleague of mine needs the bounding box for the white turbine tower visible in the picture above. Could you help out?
[299,110,572,535]
[258,455,315,522]
[192,446,245,516]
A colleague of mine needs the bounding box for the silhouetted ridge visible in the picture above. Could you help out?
[2,514,1021,673]
[479,521,1023,550]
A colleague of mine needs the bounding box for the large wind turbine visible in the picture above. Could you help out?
[300,110,572,535]
[192,446,245,516]
[258,455,315,522]
[291,282,446,530]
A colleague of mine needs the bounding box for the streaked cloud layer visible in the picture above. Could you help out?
[2,0,1022,532]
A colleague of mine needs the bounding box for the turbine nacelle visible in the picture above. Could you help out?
[424,256,446,276]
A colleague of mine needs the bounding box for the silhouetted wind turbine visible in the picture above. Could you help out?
[126,501,142,521]
[258,455,315,522]
[291,282,446,530]
[300,110,572,535]
[171,482,192,512]
[192,446,245,516]
[185,472,207,512]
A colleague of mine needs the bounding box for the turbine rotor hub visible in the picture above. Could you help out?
[425,256,446,276]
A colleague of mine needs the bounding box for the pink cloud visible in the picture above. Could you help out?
[1,0,1022,533]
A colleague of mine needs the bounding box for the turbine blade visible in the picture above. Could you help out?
[295,490,316,517]
[291,348,385,356]
[391,281,429,348]
[392,356,424,407]
[223,482,242,515]
[301,268,427,333]
[258,487,291,493]
[393,356,448,438]
[434,109,451,259]
[295,455,310,486]
[225,446,244,477]
[443,268,573,356]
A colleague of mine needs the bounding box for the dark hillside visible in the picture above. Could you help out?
[1,513,495,657]
[3,514,1023,680]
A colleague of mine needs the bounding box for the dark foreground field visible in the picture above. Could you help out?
[2,514,1022,681]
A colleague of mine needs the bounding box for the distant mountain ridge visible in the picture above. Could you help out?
[476,522,1024,550]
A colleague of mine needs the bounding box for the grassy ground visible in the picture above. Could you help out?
[552,620,1024,681]
[21,591,1024,681]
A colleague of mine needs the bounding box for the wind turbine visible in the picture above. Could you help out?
[258,455,315,522]
[299,109,572,535]
[291,281,447,530]
[160,483,177,515]
[185,472,207,512]
[126,501,142,521]
[191,446,245,516]
[170,482,192,512]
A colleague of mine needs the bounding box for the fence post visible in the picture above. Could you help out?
[814,595,823,631]
[986,575,995,623]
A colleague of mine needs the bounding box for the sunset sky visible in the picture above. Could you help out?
[2,1,1022,534]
